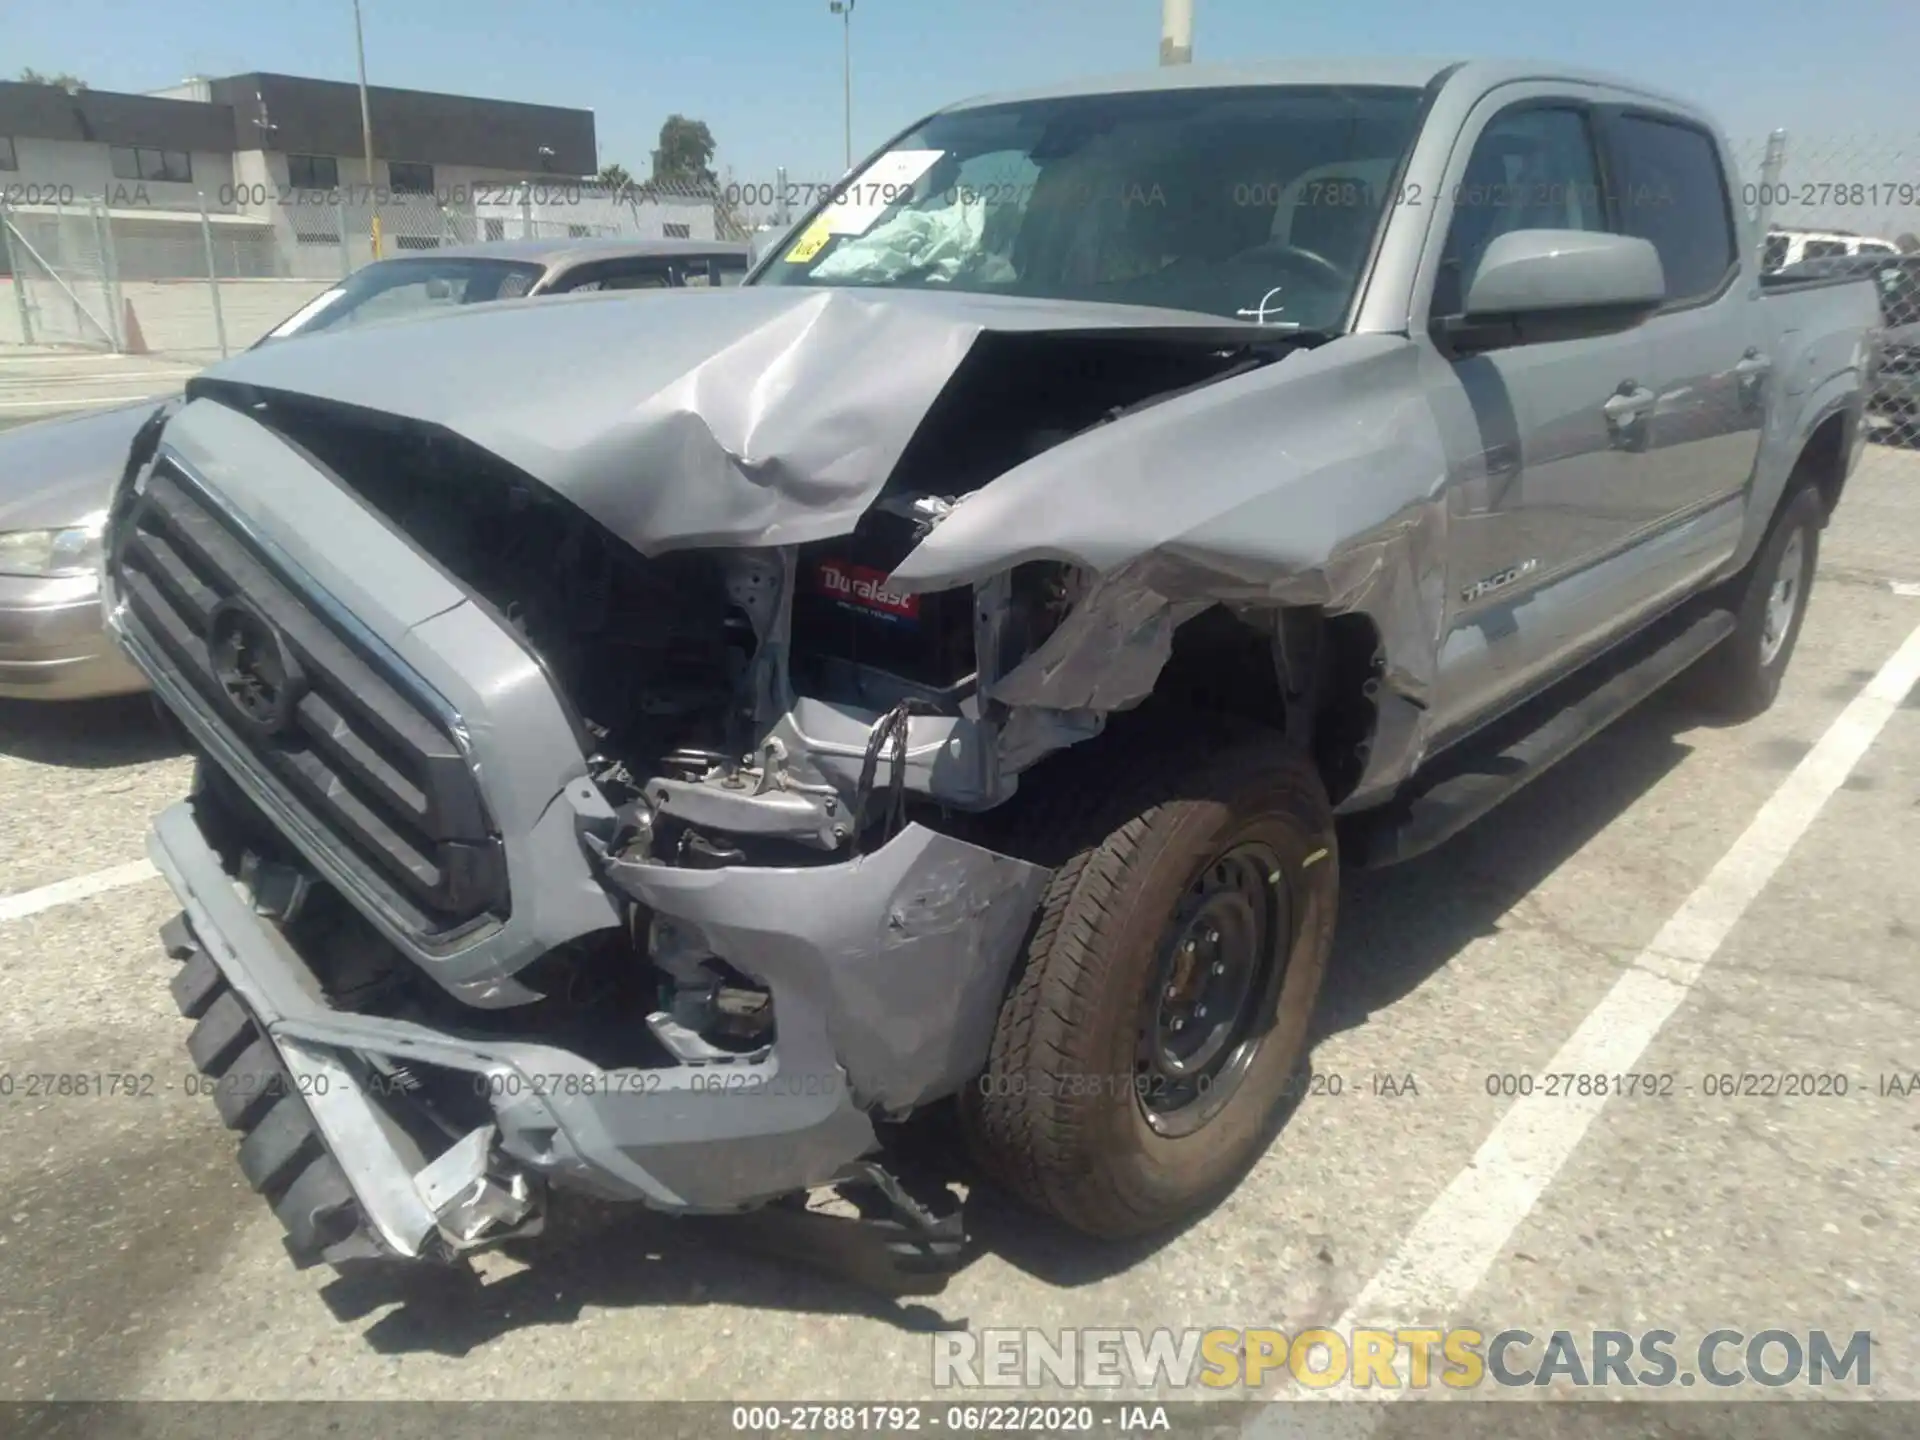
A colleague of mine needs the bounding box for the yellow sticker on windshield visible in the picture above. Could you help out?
[784,218,832,263]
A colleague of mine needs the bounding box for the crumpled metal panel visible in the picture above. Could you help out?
[606,823,1052,1114]
[893,334,1451,782]
[185,287,1456,801]
[186,286,1263,554]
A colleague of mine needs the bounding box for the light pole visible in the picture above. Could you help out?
[1160,0,1192,65]
[829,0,855,172]
[352,0,380,256]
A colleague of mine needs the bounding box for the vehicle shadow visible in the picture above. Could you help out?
[334,688,1702,1354]
[972,686,1700,1288]
[324,1199,975,1356]
[0,694,185,768]
[1310,685,1697,1038]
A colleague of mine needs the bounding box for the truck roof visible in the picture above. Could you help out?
[943,57,1706,122]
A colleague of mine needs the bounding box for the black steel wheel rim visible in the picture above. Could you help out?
[1137,839,1292,1137]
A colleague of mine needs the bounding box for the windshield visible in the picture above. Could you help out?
[261,256,547,343]
[753,85,1424,330]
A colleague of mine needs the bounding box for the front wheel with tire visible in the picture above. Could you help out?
[1694,483,1824,718]
[961,730,1338,1239]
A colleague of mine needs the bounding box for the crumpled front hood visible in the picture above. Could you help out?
[185,285,1262,552]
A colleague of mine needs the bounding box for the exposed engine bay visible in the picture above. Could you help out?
[230,328,1275,867]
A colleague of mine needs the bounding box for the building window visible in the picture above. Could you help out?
[109,146,193,183]
[394,235,441,250]
[663,222,692,239]
[0,137,17,172]
[388,161,434,194]
[567,224,591,238]
[287,154,339,190]
[294,223,340,245]
[484,218,505,241]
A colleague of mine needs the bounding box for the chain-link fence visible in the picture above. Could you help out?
[0,177,758,362]
[1728,135,1920,454]
[1731,134,1920,259]
[2,196,304,362]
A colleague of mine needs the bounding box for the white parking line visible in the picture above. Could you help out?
[0,859,160,924]
[1248,614,1920,1429]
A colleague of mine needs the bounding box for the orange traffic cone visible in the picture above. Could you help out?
[120,297,148,355]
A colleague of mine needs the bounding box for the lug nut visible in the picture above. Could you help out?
[1195,1004,1208,1019]
[1206,928,1220,944]
[1183,939,1197,955]
[1211,961,1227,976]
[1166,984,1179,999]
[1171,1016,1186,1032]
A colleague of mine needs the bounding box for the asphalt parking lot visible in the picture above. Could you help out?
[0,429,1916,1421]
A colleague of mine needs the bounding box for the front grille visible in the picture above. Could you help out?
[114,459,507,935]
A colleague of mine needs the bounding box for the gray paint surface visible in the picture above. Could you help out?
[1461,230,1665,315]
[0,401,162,535]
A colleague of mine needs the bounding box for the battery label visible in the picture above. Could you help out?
[813,559,920,621]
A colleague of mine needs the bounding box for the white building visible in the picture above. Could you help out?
[0,71,599,279]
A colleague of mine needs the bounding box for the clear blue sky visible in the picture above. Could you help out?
[11,0,1916,186]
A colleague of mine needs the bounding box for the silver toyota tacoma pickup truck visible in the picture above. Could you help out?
[103,59,1880,1277]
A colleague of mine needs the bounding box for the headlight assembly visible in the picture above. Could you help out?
[0,511,107,578]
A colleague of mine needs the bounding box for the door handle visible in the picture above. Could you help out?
[1603,385,1656,422]
[1604,382,1655,451]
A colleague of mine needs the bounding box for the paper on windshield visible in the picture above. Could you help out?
[821,149,945,236]
[784,217,834,263]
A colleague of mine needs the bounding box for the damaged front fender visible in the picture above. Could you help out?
[892,334,1451,789]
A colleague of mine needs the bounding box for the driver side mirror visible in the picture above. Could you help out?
[424,277,453,300]
[1436,229,1666,355]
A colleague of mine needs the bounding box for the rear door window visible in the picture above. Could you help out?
[1606,114,1737,303]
